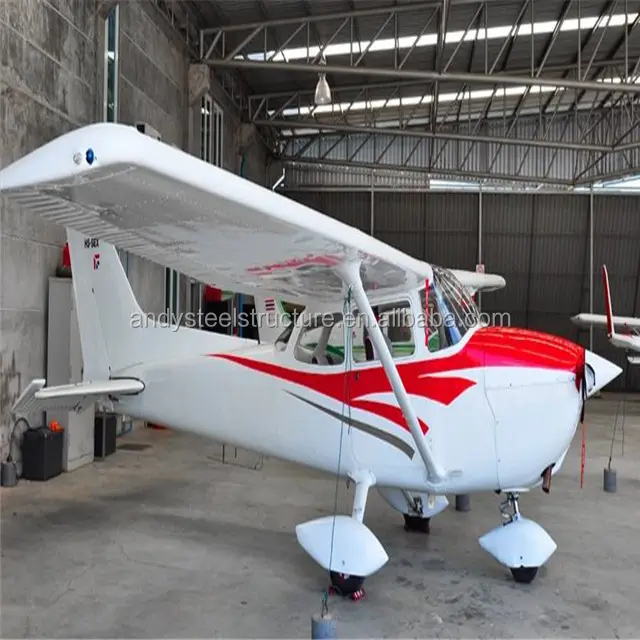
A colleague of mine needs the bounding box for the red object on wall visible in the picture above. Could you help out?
[204,286,222,302]
[62,243,71,267]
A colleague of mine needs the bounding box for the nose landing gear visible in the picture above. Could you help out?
[499,493,537,583]
[479,491,557,584]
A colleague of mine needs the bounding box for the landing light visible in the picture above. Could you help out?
[85,148,95,165]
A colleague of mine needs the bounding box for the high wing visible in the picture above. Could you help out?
[0,123,431,306]
[450,269,506,296]
[570,313,640,331]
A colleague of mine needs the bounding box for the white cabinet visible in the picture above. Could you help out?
[46,277,95,471]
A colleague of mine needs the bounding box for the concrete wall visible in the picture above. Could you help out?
[0,0,222,460]
[112,0,191,316]
[0,0,98,458]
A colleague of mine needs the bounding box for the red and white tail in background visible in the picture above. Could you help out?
[602,264,640,358]
[602,265,614,339]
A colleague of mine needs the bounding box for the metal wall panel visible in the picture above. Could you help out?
[282,189,640,390]
[423,193,477,270]
[372,192,425,233]
[286,191,371,232]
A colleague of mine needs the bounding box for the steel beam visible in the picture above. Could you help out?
[255,118,611,152]
[248,59,634,102]
[200,1,458,34]
[205,59,640,94]
[280,156,575,186]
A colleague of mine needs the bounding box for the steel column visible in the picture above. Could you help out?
[477,186,483,312]
[589,186,594,351]
[370,171,375,236]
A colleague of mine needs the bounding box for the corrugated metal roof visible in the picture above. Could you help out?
[193,0,639,97]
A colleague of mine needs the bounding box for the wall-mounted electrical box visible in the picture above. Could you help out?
[135,122,161,140]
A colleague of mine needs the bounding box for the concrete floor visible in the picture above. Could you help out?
[2,394,640,638]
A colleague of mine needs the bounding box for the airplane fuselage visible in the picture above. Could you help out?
[114,325,583,495]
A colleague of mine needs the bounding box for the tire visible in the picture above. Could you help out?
[510,566,538,584]
[329,571,364,596]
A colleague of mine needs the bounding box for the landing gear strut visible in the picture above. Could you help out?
[324,470,378,602]
[403,494,431,533]
[499,492,538,584]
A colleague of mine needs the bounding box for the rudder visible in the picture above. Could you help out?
[66,229,143,377]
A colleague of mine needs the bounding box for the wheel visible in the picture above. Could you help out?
[403,513,431,533]
[510,566,538,584]
[329,571,365,597]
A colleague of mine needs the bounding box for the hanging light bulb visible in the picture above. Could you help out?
[314,56,332,105]
[314,72,332,105]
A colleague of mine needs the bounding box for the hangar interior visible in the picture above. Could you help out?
[1,0,640,637]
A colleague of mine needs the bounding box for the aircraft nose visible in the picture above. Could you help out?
[475,327,623,394]
[584,349,623,397]
[478,327,585,374]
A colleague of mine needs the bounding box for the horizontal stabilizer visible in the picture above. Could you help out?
[571,313,640,331]
[11,378,144,417]
[295,515,388,577]
[451,269,506,295]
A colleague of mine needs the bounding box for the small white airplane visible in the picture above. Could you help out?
[1,123,622,599]
[572,265,640,364]
[253,269,506,344]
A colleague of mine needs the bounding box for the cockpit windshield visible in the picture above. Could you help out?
[420,265,481,351]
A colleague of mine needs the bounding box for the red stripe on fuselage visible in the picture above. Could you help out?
[209,326,584,436]
[211,352,475,435]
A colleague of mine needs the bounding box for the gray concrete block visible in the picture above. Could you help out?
[118,34,183,123]
[4,0,96,82]
[46,0,96,34]
[0,234,60,312]
[126,253,166,315]
[0,85,78,166]
[120,1,186,88]
[1,9,95,128]
[1,197,66,247]
[118,79,183,148]
[0,308,48,461]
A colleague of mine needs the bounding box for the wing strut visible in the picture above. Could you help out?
[338,261,446,484]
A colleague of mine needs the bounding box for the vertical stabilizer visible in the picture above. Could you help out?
[253,296,290,342]
[67,229,143,376]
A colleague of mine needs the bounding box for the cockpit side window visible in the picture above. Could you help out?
[351,300,415,363]
[420,285,449,352]
[293,312,345,365]
[420,266,480,352]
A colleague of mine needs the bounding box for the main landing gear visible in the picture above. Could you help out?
[479,491,557,584]
[328,571,366,600]
[323,470,380,602]
[377,488,449,535]
[403,494,435,533]
[296,489,388,603]
[404,513,431,533]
